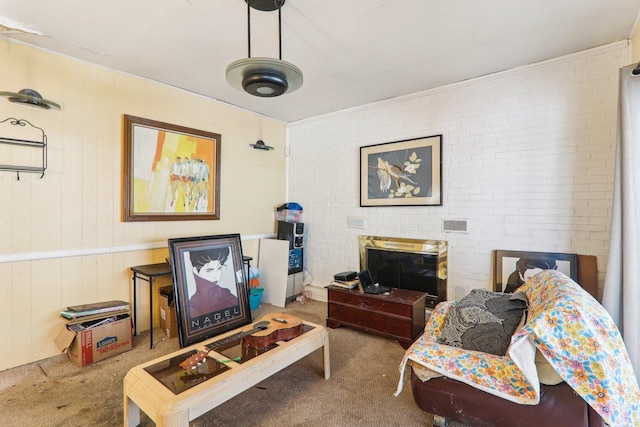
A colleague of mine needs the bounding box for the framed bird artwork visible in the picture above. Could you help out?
[360,135,442,206]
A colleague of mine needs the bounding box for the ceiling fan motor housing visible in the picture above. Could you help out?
[242,69,288,97]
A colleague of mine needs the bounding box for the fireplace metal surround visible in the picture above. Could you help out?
[359,235,447,309]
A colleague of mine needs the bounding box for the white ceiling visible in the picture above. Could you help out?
[1,0,639,123]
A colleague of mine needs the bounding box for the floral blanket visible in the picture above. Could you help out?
[395,270,640,426]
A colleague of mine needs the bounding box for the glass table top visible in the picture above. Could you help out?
[144,324,314,394]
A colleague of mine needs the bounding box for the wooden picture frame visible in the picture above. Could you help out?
[168,234,251,347]
[360,135,442,207]
[493,250,578,293]
[123,115,221,221]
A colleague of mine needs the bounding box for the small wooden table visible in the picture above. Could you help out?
[326,286,427,349]
[123,319,330,427]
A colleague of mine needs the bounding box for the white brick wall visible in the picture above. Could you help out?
[287,42,629,301]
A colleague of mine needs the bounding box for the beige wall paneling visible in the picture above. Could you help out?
[95,254,116,303]
[0,38,287,370]
[0,263,14,371]
[31,258,62,361]
[10,261,32,368]
[60,257,84,307]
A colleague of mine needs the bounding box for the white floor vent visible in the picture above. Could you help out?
[442,219,469,233]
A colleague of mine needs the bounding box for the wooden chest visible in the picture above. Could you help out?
[326,286,427,348]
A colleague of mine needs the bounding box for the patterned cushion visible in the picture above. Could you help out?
[535,349,563,385]
[437,289,528,356]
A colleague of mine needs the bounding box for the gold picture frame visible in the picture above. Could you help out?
[123,115,221,221]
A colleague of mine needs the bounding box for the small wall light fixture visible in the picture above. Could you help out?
[250,140,274,150]
[0,89,61,110]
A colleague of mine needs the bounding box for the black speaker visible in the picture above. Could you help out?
[277,221,304,249]
[334,271,357,281]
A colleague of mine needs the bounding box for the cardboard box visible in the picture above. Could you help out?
[159,286,178,338]
[55,310,133,367]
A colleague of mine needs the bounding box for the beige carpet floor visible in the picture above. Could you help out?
[0,299,450,426]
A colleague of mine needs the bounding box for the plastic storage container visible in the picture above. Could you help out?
[275,202,303,222]
[249,288,264,310]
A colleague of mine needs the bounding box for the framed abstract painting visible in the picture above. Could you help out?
[123,115,221,221]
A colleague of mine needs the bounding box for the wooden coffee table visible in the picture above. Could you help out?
[123,319,330,427]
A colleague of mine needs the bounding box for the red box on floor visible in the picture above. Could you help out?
[55,311,133,367]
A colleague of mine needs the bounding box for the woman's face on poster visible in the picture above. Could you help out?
[193,258,224,283]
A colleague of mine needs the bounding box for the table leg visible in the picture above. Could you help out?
[322,329,331,379]
[149,277,154,349]
[156,410,189,427]
[124,394,140,427]
[132,273,138,336]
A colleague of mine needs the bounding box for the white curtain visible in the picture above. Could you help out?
[603,63,640,381]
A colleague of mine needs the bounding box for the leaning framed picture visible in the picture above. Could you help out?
[123,114,221,221]
[360,135,442,207]
[168,234,252,347]
[493,250,578,293]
